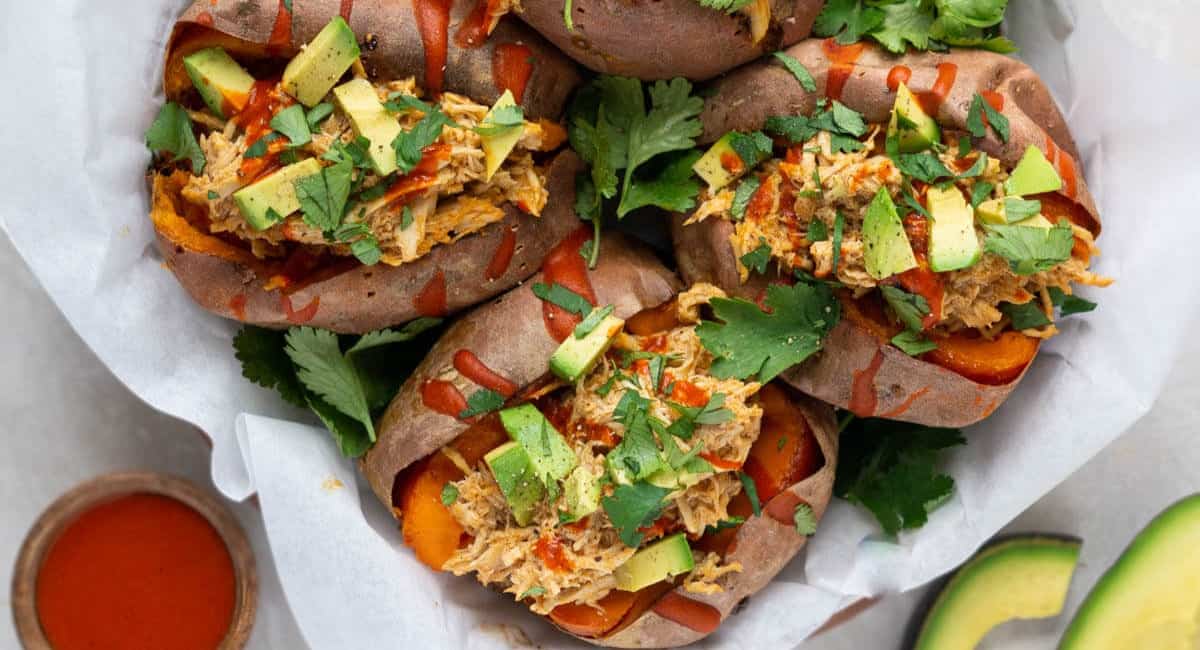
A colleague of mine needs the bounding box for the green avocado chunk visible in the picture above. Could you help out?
[333,78,401,176]
[888,83,941,154]
[281,16,361,107]
[549,313,625,383]
[184,47,255,118]
[911,535,1081,650]
[480,90,524,182]
[1060,493,1200,650]
[926,186,981,272]
[499,404,578,487]
[233,158,323,230]
[863,188,918,279]
[561,466,601,522]
[1004,146,1062,197]
[484,441,545,526]
[692,132,742,191]
[613,533,696,592]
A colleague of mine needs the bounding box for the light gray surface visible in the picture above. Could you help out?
[3,224,1198,650]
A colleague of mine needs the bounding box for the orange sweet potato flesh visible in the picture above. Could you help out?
[624,299,681,336]
[549,590,639,637]
[924,331,1040,386]
[742,383,824,504]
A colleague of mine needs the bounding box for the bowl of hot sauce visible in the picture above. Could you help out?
[12,472,257,649]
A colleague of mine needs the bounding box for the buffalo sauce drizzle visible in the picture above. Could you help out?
[916,63,958,116]
[534,535,574,573]
[847,349,884,417]
[1043,135,1079,200]
[421,379,469,418]
[414,270,448,317]
[897,211,945,328]
[886,65,911,92]
[455,0,496,48]
[484,227,517,281]
[266,0,293,54]
[538,227,598,342]
[492,43,533,104]
[235,80,293,181]
[339,0,355,21]
[280,294,320,324]
[452,349,517,397]
[412,0,451,96]
[821,39,866,101]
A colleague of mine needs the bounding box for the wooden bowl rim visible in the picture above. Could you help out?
[10,471,258,649]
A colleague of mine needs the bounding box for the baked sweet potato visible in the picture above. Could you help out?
[514,0,825,80]
[671,40,1106,426]
[362,237,838,647]
[151,0,585,333]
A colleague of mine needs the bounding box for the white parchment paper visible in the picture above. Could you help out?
[2,1,1199,647]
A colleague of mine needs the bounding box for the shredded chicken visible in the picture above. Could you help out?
[442,286,763,613]
[179,78,558,265]
[689,129,1112,336]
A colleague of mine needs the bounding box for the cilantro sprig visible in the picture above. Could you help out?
[602,481,671,547]
[814,0,1016,55]
[145,102,206,174]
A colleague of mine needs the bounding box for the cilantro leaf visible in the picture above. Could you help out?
[270,105,312,147]
[233,326,307,408]
[704,517,746,535]
[306,392,374,457]
[1048,287,1097,317]
[808,219,828,242]
[814,0,885,44]
[1000,301,1052,330]
[764,115,819,145]
[532,282,593,316]
[738,472,762,516]
[872,1,935,53]
[891,330,938,356]
[740,238,772,275]
[460,388,505,419]
[608,399,668,484]
[294,157,353,231]
[832,210,845,275]
[967,93,1011,143]
[243,132,278,159]
[881,285,931,332]
[894,152,954,183]
[970,181,995,208]
[793,503,818,535]
[729,131,774,169]
[618,149,703,214]
[332,221,381,265]
[306,102,335,131]
[285,327,376,443]
[617,78,704,217]
[348,318,443,354]
[984,222,1075,275]
[575,304,615,339]
[835,417,966,536]
[697,282,840,383]
[145,102,206,174]
[602,481,671,547]
[694,0,755,12]
[383,92,437,115]
[1003,197,1042,223]
[730,176,761,221]
[957,153,988,179]
[938,0,1008,28]
[773,51,817,92]
[441,482,459,506]
[519,585,547,599]
[393,108,454,173]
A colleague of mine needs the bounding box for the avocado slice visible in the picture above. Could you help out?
[183,47,255,118]
[232,158,322,230]
[548,312,625,383]
[1060,494,1200,650]
[561,466,601,522]
[863,188,918,279]
[693,132,743,191]
[499,404,578,487]
[926,186,981,272]
[613,533,696,592]
[1004,146,1062,197]
[333,78,401,176]
[888,83,942,154]
[910,535,1081,650]
[281,17,361,107]
[479,90,524,182]
[484,441,545,526]
[974,198,1008,225]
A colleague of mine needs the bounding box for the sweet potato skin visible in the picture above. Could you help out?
[167,0,581,119]
[155,152,585,333]
[514,0,824,80]
[672,42,1099,426]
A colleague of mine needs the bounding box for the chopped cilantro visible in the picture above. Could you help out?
[970,181,995,208]
[270,105,312,147]
[773,51,817,92]
[294,157,353,231]
[957,153,989,179]
[440,482,459,506]
[400,206,414,230]
[332,222,382,266]
[475,103,525,137]
[305,102,335,131]
[1048,287,1098,317]
[793,503,818,535]
[532,282,593,316]
[704,516,746,535]
[393,107,455,173]
[207,190,219,200]
[835,417,966,536]
[728,131,774,169]
[893,152,953,183]
[243,132,278,159]
[602,481,672,547]
[665,393,733,440]
[697,282,840,383]
[730,175,761,221]
[831,210,845,275]
[983,221,1075,275]
[145,102,206,174]
[880,285,931,332]
[574,304,615,339]
[738,472,762,516]
[1004,197,1042,223]
[383,92,437,115]
[807,219,828,242]
[1001,301,1052,330]
[740,238,772,275]
[966,93,1011,143]
[891,330,938,356]
[459,388,505,419]
[519,586,547,599]
[694,0,755,11]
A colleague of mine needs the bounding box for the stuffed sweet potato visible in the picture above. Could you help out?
[362,234,838,647]
[672,40,1109,426]
[148,0,584,332]
[513,0,825,80]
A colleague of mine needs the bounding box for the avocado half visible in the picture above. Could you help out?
[906,534,1082,650]
[1060,493,1200,650]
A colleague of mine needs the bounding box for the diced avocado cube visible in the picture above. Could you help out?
[499,404,578,486]
[1021,215,1054,230]
[479,90,524,182]
[549,313,625,383]
[975,198,1008,225]
[888,83,941,154]
[232,158,322,230]
[562,466,601,521]
[927,186,981,272]
[484,441,545,526]
[692,133,743,191]
[281,17,361,107]
[333,78,401,175]
[613,533,695,592]
[184,47,256,118]
[862,188,918,279]
[1005,145,1062,197]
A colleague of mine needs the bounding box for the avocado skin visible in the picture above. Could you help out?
[1060,493,1200,650]
[904,533,1082,650]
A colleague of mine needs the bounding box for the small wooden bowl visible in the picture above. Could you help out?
[11,472,258,649]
